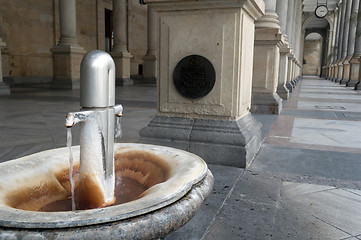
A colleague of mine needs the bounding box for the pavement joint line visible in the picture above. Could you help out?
[200,168,246,240]
[280,198,354,237]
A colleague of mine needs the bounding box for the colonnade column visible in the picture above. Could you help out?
[292,0,303,84]
[251,0,283,114]
[51,0,85,89]
[275,0,290,99]
[328,6,339,80]
[335,0,348,82]
[353,1,361,89]
[343,0,360,85]
[0,14,9,95]
[338,0,354,83]
[110,0,133,85]
[285,0,295,92]
[143,6,157,82]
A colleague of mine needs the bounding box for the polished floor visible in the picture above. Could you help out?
[0,76,361,239]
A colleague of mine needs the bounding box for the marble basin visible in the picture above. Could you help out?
[0,143,213,239]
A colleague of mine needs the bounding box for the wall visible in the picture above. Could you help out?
[303,39,322,75]
[0,0,147,85]
[0,0,55,84]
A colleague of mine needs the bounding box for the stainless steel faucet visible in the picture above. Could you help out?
[65,50,123,208]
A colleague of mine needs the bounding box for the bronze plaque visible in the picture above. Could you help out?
[173,55,216,99]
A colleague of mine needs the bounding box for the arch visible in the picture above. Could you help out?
[302,14,333,32]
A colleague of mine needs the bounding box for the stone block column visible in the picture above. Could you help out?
[51,0,85,89]
[353,1,361,89]
[336,0,350,83]
[111,0,133,85]
[251,0,283,114]
[275,0,289,100]
[277,43,290,99]
[143,6,157,82]
[286,52,295,92]
[340,0,357,84]
[328,6,339,80]
[345,0,360,87]
[140,0,264,168]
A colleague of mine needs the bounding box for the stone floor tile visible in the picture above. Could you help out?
[284,188,361,236]
[203,200,276,240]
[251,144,361,183]
[281,181,336,199]
[297,101,361,113]
[272,201,350,240]
[165,164,243,240]
[290,118,361,149]
[232,170,282,206]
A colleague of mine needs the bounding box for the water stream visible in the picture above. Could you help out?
[67,128,76,211]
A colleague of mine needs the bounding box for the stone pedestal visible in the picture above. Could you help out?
[336,59,345,83]
[286,53,295,92]
[346,56,360,87]
[143,54,157,82]
[277,41,290,99]
[51,45,85,89]
[340,56,352,84]
[252,28,283,114]
[140,0,264,168]
[143,6,158,83]
[110,52,134,85]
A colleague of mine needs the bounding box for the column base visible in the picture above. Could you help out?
[110,51,133,80]
[143,54,157,80]
[286,82,294,92]
[251,92,283,114]
[355,81,361,90]
[339,78,349,85]
[335,78,343,83]
[276,85,289,100]
[51,45,85,90]
[346,80,358,87]
[139,113,262,168]
[0,81,10,95]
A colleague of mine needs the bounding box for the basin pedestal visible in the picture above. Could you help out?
[140,0,264,168]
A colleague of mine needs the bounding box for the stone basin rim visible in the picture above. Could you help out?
[0,143,208,229]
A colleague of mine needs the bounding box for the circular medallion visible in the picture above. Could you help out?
[315,5,328,18]
[173,55,216,99]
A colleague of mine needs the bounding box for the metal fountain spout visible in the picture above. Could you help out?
[65,50,123,209]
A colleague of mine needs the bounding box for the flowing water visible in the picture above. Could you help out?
[67,128,76,211]
[115,116,122,139]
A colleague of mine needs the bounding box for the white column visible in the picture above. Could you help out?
[112,0,128,53]
[335,0,347,82]
[351,0,361,88]
[58,0,79,46]
[341,0,359,84]
[339,0,354,83]
[330,3,342,81]
[252,0,283,114]
[276,0,288,36]
[143,6,157,81]
[276,0,290,99]
[286,0,295,46]
[111,0,133,85]
[328,7,339,80]
[51,0,85,89]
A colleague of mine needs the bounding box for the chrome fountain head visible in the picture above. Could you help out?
[65,50,123,209]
